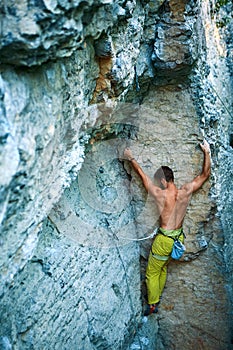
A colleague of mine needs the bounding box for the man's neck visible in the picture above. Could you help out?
[166,182,177,191]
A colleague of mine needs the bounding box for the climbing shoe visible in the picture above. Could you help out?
[144,303,159,316]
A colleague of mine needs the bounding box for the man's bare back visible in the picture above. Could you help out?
[124,140,211,231]
[151,185,190,230]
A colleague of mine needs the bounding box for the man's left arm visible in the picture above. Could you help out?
[182,140,211,194]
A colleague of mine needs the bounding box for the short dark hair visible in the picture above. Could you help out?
[154,166,174,183]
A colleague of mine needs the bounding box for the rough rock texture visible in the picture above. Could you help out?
[0,0,137,66]
[0,0,233,349]
[1,218,141,349]
[152,0,198,78]
[192,0,233,333]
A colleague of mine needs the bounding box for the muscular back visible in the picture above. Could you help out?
[151,185,192,230]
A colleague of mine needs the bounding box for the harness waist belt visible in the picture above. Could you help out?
[158,227,183,240]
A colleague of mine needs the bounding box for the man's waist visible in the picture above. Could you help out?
[158,227,183,239]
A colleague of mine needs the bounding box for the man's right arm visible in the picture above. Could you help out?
[123,148,161,196]
[182,140,211,194]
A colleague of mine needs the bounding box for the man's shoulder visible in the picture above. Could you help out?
[179,183,193,196]
[149,184,164,197]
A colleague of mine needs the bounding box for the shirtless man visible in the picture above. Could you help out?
[124,140,211,315]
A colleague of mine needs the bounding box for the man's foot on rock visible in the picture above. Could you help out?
[144,303,159,316]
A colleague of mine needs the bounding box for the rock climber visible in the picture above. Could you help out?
[123,140,211,315]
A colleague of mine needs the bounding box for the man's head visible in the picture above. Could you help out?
[154,166,174,188]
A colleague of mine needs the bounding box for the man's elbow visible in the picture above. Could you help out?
[203,168,211,180]
[206,167,211,178]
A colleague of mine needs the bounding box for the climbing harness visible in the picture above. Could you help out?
[151,251,170,261]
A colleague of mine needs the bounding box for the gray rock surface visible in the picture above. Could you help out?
[0,0,232,349]
[0,0,136,66]
[152,1,198,77]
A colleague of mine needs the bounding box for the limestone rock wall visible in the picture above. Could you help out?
[0,0,232,349]
[192,0,233,329]
[0,0,139,67]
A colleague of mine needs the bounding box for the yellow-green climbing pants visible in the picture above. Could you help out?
[146,228,184,305]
